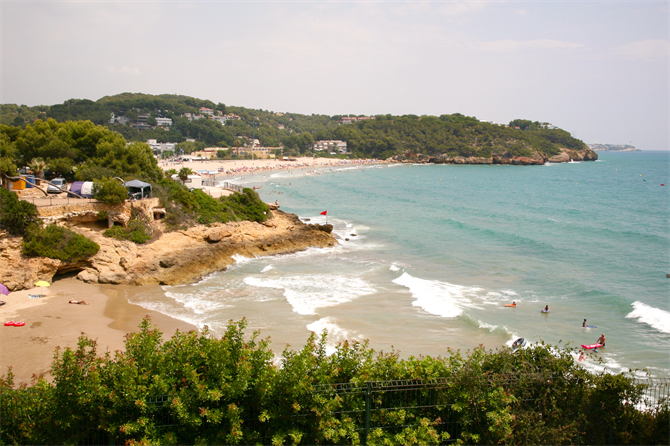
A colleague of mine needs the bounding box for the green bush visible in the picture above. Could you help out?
[103,208,152,244]
[0,187,41,236]
[152,180,270,230]
[93,177,128,205]
[1,318,667,446]
[22,224,99,261]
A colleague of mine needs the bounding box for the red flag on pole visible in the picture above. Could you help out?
[320,211,327,215]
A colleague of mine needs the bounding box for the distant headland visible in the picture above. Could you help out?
[588,143,640,152]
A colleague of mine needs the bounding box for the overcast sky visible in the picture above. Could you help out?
[1,1,668,150]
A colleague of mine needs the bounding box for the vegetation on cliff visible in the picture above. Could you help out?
[154,179,270,231]
[103,207,153,244]
[2,93,591,161]
[1,317,667,445]
[22,224,100,261]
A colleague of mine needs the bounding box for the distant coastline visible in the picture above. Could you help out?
[588,143,640,152]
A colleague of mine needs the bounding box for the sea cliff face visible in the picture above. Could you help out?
[391,147,597,165]
[0,210,337,291]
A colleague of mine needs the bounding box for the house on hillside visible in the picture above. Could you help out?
[313,140,348,153]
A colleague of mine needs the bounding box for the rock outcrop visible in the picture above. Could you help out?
[0,210,337,290]
[391,147,597,165]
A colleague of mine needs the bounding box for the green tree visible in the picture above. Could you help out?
[93,177,128,204]
[27,157,48,183]
[177,167,193,182]
[0,187,40,236]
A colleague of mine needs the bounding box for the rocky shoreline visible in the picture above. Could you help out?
[390,147,598,165]
[0,210,337,291]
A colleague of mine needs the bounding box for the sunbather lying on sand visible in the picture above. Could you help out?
[69,299,88,305]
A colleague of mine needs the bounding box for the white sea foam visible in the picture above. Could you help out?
[626,301,670,334]
[244,274,375,315]
[389,264,400,272]
[392,272,482,318]
[306,317,362,355]
[261,265,274,273]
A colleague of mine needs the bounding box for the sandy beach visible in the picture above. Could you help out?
[159,156,386,198]
[0,278,195,385]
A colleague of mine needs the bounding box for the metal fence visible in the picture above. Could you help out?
[2,377,668,445]
[222,181,244,193]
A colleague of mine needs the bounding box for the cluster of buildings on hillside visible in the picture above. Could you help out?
[339,116,375,124]
[109,107,243,131]
[147,138,349,159]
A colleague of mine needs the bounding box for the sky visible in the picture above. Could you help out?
[1,1,668,150]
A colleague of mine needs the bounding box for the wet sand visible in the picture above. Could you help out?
[0,278,195,386]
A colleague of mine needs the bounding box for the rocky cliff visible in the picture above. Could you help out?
[0,210,337,291]
[391,147,598,165]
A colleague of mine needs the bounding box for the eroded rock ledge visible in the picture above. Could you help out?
[390,147,598,165]
[0,210,337,290]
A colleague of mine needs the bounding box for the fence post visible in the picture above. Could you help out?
[608,426,614,445]
[364,381,371,444]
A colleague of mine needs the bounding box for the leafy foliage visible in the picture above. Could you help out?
[93,177,128,205]
[103,207,153,244]
[0,119,163,184]
[0,187,40,236]
[153,179,270,229]
[22,224,100,261]
[1,318,666,445]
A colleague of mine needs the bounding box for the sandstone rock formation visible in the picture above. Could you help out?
[0,210,337,291]
[391,147,597,165]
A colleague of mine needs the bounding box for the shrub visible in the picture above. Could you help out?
[22,224,99,261]
[152,180,269,230]
[93,177,128,205]
[0,187,41,236]
[103,208,152,244]
[220,188,270,223]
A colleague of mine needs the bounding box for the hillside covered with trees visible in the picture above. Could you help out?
[2,93,593,161]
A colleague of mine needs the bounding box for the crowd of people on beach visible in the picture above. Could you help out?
[159,157,385,179]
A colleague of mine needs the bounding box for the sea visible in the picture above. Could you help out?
[130,151,670,378]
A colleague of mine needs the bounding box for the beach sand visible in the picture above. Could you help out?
[0,278,195,385]
[159,156,386,199]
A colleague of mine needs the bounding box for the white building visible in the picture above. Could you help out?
[313,140,348,153]
[155,117,172,127]
[147,139,177,154]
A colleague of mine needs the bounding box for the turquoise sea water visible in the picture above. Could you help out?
[132,151,670,377]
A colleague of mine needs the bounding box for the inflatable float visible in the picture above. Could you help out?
[581,343,603,350]
[541,310,549,313]
[582,325,598,328]
[504,304,516,307]
[512,337,527,350]
[4,321,24,327]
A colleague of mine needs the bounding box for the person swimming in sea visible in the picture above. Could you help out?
[543,305,549,312]
[596,334,606,347]
[582,319,587,328]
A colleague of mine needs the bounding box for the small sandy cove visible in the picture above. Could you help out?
[0,278,195,385]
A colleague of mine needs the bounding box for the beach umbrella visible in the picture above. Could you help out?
[0,284,9,295]
[35,281,51,287]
